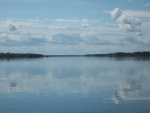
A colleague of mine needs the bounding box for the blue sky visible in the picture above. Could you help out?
[0,0,150,54]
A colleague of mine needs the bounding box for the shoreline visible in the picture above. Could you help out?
[0,51,150,59]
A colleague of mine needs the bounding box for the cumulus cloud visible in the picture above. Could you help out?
[5,20,17,31]
[111,8,142,35]
[8,23,17,31]
[111,8,123,20]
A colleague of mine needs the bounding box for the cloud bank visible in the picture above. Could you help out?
[0,16,149,54]
[111,8,142,35]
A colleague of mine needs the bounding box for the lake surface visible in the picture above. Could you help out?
[0,57,150,113]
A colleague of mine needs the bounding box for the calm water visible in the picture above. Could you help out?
[0,57,150,113]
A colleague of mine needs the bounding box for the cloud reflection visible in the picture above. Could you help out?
[112,74,150,104]
[0,57,150,104]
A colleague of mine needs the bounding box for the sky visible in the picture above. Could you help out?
[0,0,150,55]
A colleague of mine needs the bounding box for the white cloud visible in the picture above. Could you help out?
[53,18,93,23]
[104,9,150,19]
[111,8,123,20]
[111,8,142,35]
[53,19,80,23]
[81,20,90,28]
[53,19,91,29]
[124,10,150,18]
[81,23,90,28]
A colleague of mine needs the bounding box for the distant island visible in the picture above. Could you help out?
[0,51,150,59]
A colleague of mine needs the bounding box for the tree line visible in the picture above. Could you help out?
[0,52,44,59]
[85,51,150,57]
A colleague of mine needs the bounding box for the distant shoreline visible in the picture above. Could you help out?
[0,53,44,59]
[0,51,150,59]
[85,51,150,57]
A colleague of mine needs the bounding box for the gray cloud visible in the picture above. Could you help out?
[50,34,83,45]
[8,23,17,31]
[111,8,142,35]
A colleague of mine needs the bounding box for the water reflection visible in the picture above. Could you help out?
[0,58,150,96]
[0,57,150,112]
[112,74,150,104]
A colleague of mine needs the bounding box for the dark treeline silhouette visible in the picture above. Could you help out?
[46,55,83,57]
[85,51,150,57]
[0,52,44,59]
[0,51,150,59]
